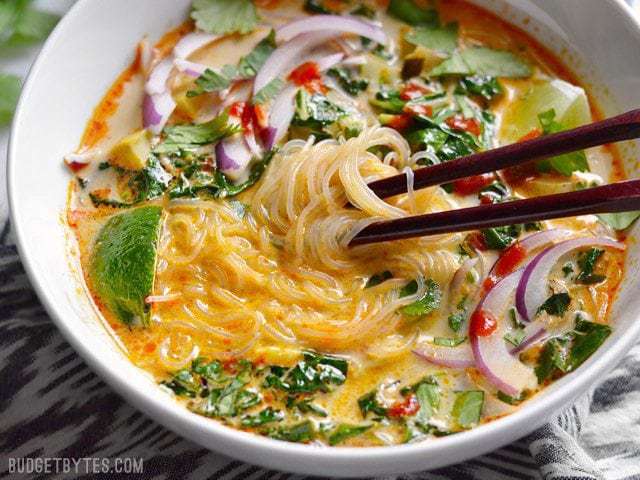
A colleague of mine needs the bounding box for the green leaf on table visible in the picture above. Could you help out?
[405,23,459,54]
[598,211,640,231]
[0,0,28,42]
[9,6,59,44]
[0,74,21,126]
[191,0,259,35]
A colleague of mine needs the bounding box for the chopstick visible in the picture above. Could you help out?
[367,108,640,199]
[349,179,640,246]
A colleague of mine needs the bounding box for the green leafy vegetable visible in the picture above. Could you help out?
[293,90,346,128]
[9,6,58,44]
[503,329,526,347]
[241,407,284,427]
[89,206,163,326]
[482,224,521,250]
[537,292,571,317]
[328,67,369,96]
[456,75,503,101]
[154,112,240,155]
[268,420,316,443]
[0,73,21,126]
[358,390,388,419]
[448,312,465,332]
[188,67,235,97]
[452,390,484,428]
[400,278,442,317]
[237,29,277,77]
[430,47,531,78]
[263,351,348,394]
[388,0,439,27]
[304,0,340,14]
[128,157,173,202]
[405,23,458,54]
[536,109,589,176]
[414,381,439,427]
[576,248,606,285]
[497,391,526,405]
[432,336,466,347]
[328,424,372,445]
[191,0,259,35]
[598,211,640,231]
[365,270,393,288]
[293,400,328,417]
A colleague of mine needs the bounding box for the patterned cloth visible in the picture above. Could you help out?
[2,2,640,479]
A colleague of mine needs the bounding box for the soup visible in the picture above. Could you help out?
[66,0,629,447]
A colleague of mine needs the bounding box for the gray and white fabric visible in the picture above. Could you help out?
[2,2,640,479]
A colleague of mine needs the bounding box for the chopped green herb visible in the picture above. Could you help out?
[264,351,348,394]
[576,248,606,285]
[304,0,339,14]
[482,224,521,250]
[328,67,369,96]
[294,399,328,417]
[191,0,259,35]
[358,390,388,419]
[430,47,531,78]
[268,420,316,443]
[448,312,465,332]
[452,390,484,429]
[536,109,589,176]
[562,262,574,277]
[400,278,442,317]
[537,292,571,317]
[503,329,526,347]
[365,270,393,288]
[252,78,284,105]
[456,75,503,101]
[497,391,525,405]
[535,337,571,382]
[598,211,640,231]
[328,424,372,445]
[187,67,234,97]
[432,336,466,347]
[293,90,346,128]
[241,407,284,427]
[98,161,111,171]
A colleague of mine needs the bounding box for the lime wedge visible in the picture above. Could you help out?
[89,206,163,327]
[501,79,592,144]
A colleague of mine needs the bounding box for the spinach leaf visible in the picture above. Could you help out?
[576,248,606,285]
[388,0,439,27]
[536,109,589,176]
[328,67,369,96]
[191,0,259,35]
[365,270,393,288]
[456,75,503,101]
[268,420,316,443]
[405,22,459,54]
[358,390,388,419]
[0,73,21,126]
[537,293,571,317]
[598,211,640,231]
[400,278,442,317]
[568,319,611,371]
[328,424,372,445]
[452,390,484,428]
[535,337,571,382]
[241,407,284,427]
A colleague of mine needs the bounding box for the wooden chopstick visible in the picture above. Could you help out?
[367,108,640,199]
[350,179,640,246]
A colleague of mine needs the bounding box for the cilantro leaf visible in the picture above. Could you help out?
[328,424,372,445]
[388,0,439,27]
[400,278,442,317]
[598,211,640,231]
[576,248,606,285]
[154,112,240,154]
[327,67,369,96]
[263,351,348,394]
[432,336,466,347]
[187,67,235,98]
[456,75,503,101]
[535,337,570,382]
[268,421,316,443]
[365,270,393,288]
[241,407,284,427]
[430,47,531,78]
[452,390,484,428]
[358,390,388,418]
[537,292,571,317]
[405,23,459,54]
[482,224,521,250]
[191,0,259,35]
[0,73,21,126]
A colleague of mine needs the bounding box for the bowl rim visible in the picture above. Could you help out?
[7,0,640,475]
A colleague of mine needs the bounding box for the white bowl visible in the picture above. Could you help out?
[8,0,640,476]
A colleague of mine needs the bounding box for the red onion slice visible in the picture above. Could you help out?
[254,30,340,94]
[174,58,209,78]
[413,343,474,369]
[276,15,387,45]
[173,32,219,59]
[216,136,253,182]
[510,322,548,355]
[471,270,537,397]
[143,92,176,134]
[266,84,298,149]
[516,237,626,322]
[145,57,174,95]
